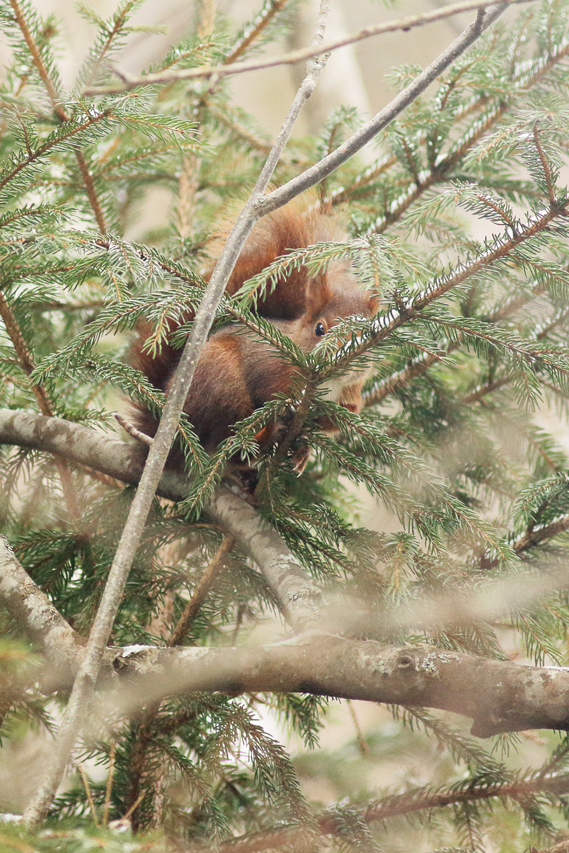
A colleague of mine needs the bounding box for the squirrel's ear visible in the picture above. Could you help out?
[305,274,331,318]
[368,291,381,315]
[214,202,313,319]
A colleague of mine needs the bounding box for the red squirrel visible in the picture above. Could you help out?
[129,203,378,470]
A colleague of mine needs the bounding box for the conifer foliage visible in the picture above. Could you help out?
[3,0,569,849]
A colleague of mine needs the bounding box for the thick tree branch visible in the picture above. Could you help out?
[0,536,84,685]
[103,637,569,737]
[0,409,324,631]
[4,511,569,743]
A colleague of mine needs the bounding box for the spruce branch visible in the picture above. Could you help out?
[79,0,139,91]
[364,37,569,235]
[459,306,569,404]
[312,26,569,216]
[0,107,113,194]
[512,513,569,554]
[364,349,443,407]
[0,292,80,520]
[328,201,567,381]
[319,58,508,212]
[176,0,217,243]
[8,0,108,232]
[368,104,510,234]
[224,0,292,65]
[86,0,530,95]
[460,375,512,403]
[209,104,273,154]
[363,274,554,408]
[534,840,569,853]
[323,151,398,209]
[185,770,569,853]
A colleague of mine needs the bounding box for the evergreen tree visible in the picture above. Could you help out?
[3,0,569,850]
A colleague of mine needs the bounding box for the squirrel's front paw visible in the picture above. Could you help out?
[291,442,311,476]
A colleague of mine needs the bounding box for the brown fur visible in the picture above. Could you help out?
[129,203,378,467]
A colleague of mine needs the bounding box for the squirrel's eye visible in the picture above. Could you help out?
[315,322,326,337]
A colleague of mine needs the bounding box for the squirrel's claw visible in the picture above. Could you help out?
[291,443,311,476]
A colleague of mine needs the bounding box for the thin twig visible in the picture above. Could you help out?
[77,765,98,825]
[168,535,235,646]
[115,413,153,446]
[346,699,369,756]
[533,122,557,205]
[120,790,145,822]
[85,0,532,95]
[460,375,511,403]
[103,739,116,824]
